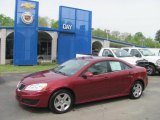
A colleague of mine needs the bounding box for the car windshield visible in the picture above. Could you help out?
[53,59,90,76]
[112,49,131,57]
[139,49,155,56]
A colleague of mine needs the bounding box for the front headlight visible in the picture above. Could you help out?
[16,82,21,88]
[25,83,47,91]
[156,59,160,66]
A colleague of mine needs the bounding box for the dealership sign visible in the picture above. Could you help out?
[21,12,34,24]
[63,24,72,30]
[20,2,35,25]
[21,2,35,9]
[14,0,39,65]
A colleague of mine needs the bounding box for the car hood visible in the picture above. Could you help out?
[142,56,160,63]
[21,70,67,85]
[119,57,142,65]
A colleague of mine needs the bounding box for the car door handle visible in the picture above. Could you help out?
[127,75,133,78]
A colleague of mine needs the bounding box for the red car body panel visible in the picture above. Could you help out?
[16,57,148,107]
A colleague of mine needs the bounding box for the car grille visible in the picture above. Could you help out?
[18,84,26,90]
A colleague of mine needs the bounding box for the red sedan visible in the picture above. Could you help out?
[16,57,148,114]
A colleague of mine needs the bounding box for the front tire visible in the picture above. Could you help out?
[49,89,74,114]
[130,81,143,99]
[147,64,155,75]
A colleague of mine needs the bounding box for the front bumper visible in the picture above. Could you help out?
[136,60,149,69]
[16,89,50,108]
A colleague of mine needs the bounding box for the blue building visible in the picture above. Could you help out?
[0,27,111,65]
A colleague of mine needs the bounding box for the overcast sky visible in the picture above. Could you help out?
[0,0,160,38]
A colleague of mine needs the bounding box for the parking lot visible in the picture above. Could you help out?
[0,73,160,120]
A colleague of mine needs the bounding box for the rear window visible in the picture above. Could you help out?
[109,61,131,72]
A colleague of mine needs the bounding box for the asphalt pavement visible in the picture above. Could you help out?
[0,73,160,120]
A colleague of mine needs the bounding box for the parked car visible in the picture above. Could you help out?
[123,47,160,75]
[16,57,148,114]
[98,48,141,65]
[38,55,51,60]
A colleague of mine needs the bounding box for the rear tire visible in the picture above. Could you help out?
[130,81,143,99]
[49,89,74,114]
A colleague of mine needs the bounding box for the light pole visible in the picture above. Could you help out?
[105,30,110,47]
[104,29,110,46]
[106,30,110,41]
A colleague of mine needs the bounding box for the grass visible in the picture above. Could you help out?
[0,63,58,73]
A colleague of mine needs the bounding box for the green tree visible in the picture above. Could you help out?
[155,30,160,43]
[125,35,133,42]
[38,16,49,27]
[131,32,145,45]
[144,38,155,48]
[92,28,107,38]
[92,27,158,48]
[0,14,14,26]
[134,32,145,41]
[51,19,58,29]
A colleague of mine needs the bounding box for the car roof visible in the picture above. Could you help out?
[75,56,134,68]
[76,56,120,62]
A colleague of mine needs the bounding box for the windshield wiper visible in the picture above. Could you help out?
[58,71,67,76]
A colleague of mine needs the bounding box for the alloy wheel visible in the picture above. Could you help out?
[132,83,143,98]
[53,93,71,112]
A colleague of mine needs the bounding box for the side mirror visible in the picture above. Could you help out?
[135,54,141,57]
[108,54,114,57]
[82,72,93,78]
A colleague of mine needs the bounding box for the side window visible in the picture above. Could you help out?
[109,61,122,71]
[86,61,108,75]
[109,61,131,72]
[131,49,141,57]
[130,49,134,56]
[102,49,114,57]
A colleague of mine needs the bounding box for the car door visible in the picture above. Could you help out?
[74,61,109,102]
[158,50,160,56]
[130,49,142,57]
[106,60,133,96]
